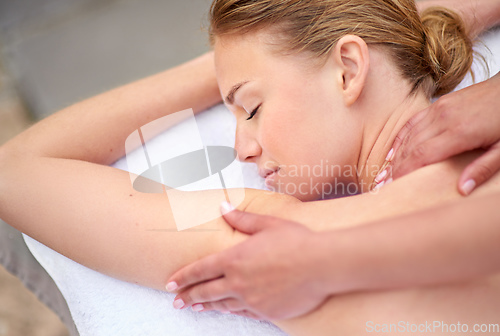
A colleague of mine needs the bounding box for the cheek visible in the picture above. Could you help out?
[262,110,361,176]
[258,108,308,160]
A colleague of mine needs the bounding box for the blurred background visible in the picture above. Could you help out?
[0,0,211,334]
[2,0,496,335]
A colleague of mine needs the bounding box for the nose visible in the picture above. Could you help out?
[234,122,261,163]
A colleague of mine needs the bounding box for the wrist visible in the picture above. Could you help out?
[471,0,500,37]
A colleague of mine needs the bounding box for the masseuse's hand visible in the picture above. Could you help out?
[166,204,330,320]
[389,72,500,195]
[392,73,500,195]
[417,0,500,39]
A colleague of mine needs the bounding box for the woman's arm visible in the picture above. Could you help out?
[0,49,497,296]
[1,52,221,165]
[0,51,259,291]
[169,150,500,319]
[417,0,500,38]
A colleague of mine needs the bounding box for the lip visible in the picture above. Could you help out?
[258,167,279,179]
[264,170,278,187]
[258,166,280,188]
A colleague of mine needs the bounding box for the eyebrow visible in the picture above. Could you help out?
[224,81,249,105]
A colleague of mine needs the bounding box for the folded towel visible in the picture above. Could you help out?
[24,27,500,336]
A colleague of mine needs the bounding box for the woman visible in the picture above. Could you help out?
[0,0,499,334]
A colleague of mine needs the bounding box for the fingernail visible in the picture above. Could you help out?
[192,304,204,312]
[220,201,235,215]
[385,177,393,185]
[386,148,395,162]
[166,282,178,292]
[461,179,476,195]
[373,180,385,190]
[375,169,388,183]
[173,299,185,309]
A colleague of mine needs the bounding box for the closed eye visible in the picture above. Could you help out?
[246,105,261,120]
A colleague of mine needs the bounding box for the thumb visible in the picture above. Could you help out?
[458,142,500,196]
[220,201,279,235]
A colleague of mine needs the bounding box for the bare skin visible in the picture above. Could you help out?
[167,0,500,324]
[390,71,500,195]
[0,2,499,335]
[417,0,500,38]
[1,40,499,336]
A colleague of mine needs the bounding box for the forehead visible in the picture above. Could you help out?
[213,33,270,89]
[213,32,317,98]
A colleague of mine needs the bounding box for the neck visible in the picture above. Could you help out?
[356,94,430,192]
[352,49,431,192]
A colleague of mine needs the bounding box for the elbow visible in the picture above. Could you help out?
[0,147,9,212]
[0,145,26,207]
[0,145,9,182]
[0,141,21,163]
[0,144,19,180]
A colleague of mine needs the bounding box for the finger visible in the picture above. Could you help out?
[394,120,444,164]
[221,206,282,234]
[167,252,226,292]
[195,298,245,313]
[458,142,500,196]
[230,310,263,320]
[391,108,430,155]
[175,278,233,307]
[393,130,465,178]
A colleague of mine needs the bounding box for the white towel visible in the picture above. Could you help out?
[24,27,500,336]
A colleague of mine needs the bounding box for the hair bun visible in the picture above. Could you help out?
[421,7,473,96]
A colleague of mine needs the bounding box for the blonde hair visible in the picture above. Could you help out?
[209,0,474,97]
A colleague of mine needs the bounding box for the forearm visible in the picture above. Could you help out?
[418,0,500,38]
[1,52,221,165]
[317,191,500,294]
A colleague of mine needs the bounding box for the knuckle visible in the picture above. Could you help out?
[232,209,247,223]
[246,293,264,309]
[187,287,205,303]
[191,263,205,280]
[393,133,404,147]
[216,300,230,311]
[202,302,214,311]
[405,116,419,130]
[472,164,494,183]
[196,286,208,302]
[226,257,241,273]
[180,292,193,305]
[434,96,452,116]
[398,134,417,160]
[410,144,427,162]
[229,277,245,294]
[452,121,467,137]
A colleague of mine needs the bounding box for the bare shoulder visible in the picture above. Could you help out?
[393,149,500,198]
[281,150,500,231]
[371,149,500,218]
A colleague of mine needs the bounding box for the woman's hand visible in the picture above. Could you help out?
[166,205,332,320]
[389,72,500,195]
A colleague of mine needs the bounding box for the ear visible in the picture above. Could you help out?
[332,35,370,106]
